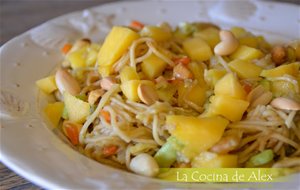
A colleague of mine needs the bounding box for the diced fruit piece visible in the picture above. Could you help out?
[154,138,178,168]
[192,152,238,168]
[214,73,247,100]
[210,95,249,122]
[177,82,206,107]
[166,115,229,159]
[260,62,300,78]
[43,102,64,127]
[205,69,226,86]
[259,79,271,91]
[157,84,177,103]
[187,62,206,86]
[97,26,140,75]
[239,36,259,48]
[121,80,154,102]
[62,121,82,145]
[120,66,139,83]
[86,44,100,66]
[141,26,172,42]
[67,47,87,69]
[64,92,90,123]
[98,65,111,77]
[230,45,263,61]
[141,54,167,79]
[230,27,248,39]
[228,59,263,79]
[193,27,220,48]
[183,37,213,61]
[36,75,57,94]
[121,80,141,102]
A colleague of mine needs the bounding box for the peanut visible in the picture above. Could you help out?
[210,135,240,154]
[55,68,81,96]
[214,30,239,56]
[271,45,287,65]
[88,89,105,105]
[129,153,159,177]
[100,77,117,91]
[270,97,300,111]
[137,83,159,105]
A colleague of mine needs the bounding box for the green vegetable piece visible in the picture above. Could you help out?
[62,106,68,120]
[246,149,274,167]
[76,94,87,101]
[259,79,271,91]
[154,137,182,168]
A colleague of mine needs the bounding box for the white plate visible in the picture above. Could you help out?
[1,0,299,189]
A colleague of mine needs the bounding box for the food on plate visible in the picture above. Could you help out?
[37,21,300,177]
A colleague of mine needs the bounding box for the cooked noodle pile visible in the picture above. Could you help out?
[38,21,300,176]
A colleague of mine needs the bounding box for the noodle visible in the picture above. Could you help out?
[48,21,300,176]
[79,84,120,144]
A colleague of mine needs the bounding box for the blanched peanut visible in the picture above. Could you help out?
[270,97,300,111]
[271,45,287,65]
[69,38,91,53]
[129,153,159,177]
[210,135,240,154]
[214,30,239,56]
[55,68,81,96]
[250,91,273,108]
[86,71,100,85]
[88,89,105,105]
[137,83,159,105]
[173,63,193,79]
[100,77,116,91]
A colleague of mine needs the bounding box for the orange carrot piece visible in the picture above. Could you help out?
[61,43,73,55]
[102,145,118,156]
[130,20,144,30]
[173,56,191,65]
[100,110,111,123]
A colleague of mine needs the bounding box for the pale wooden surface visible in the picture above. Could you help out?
[0,1,117,189]
[0,0,299,190]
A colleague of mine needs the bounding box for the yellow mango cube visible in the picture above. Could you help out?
[141,54,167,79]
[120,66,139,83]
[183,37,213,61]
[230,45,263,61]
[230,27,248,39]
[166,115,229,159]
[36,75,57,94]
[157,84,177,102]
[141,26,172,42]
[228,59,263,79]
[97,26,140,75]
[260,62,300,78]
[239,36,259,48]
[214,73,246,100]
[121,80,154,102]
[187,62,206,86]
[205,69,227,86]
[43,102,64,127]
[67,47,87,69]
[64,92,90,124]
[192,152,238,168]
[177,82,206,107]
[210,95,249,122]
[193,27,220,48]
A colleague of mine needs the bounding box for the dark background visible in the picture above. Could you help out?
[0,0,299,189]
